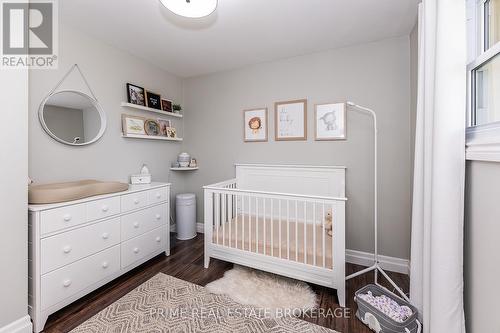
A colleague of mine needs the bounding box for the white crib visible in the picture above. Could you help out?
[203,164,347,307]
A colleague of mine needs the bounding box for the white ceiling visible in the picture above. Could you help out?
[60,0,418,78]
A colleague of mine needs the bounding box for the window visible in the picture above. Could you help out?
[469,0,500,127]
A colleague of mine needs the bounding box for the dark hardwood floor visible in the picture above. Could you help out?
[42,234,409,333]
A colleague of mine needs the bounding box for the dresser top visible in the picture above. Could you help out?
[28,182,170,212]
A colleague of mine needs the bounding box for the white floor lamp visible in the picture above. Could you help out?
[345,101,409,302]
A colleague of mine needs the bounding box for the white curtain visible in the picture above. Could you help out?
[410,1,466,333]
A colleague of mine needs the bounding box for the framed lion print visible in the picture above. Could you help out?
[244,108,268,142]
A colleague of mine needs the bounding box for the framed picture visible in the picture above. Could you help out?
[243,108,268,142]
[144,119,161,136]
[126,83,145,106]
[315,103,346,141]
[122,114,146,135]
[161,99,173,112]
[275,99,307,141]
[166,127,177,138]
[146,91,162,110]
[157,118,172,136]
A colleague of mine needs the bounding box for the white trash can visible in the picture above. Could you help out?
[176,193,196,240]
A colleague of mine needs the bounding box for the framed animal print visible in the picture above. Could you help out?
[315,103,346,141]
[244,108,268,142]
[126,83,145,106]
[275,99,307,141]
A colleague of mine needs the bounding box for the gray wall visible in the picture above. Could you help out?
[464,161,500,332]
[0,67,29,327]
[183,37,412,259]
[29,24,185,198]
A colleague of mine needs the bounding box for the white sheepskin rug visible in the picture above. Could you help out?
[205,266,318,317]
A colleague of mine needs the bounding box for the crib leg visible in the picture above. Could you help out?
[337,283,346,308]
[204,254,210,268]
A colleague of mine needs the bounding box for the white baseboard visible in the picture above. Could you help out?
[0,315,32,333]
[345,249,410,275]
[171,223,410,275]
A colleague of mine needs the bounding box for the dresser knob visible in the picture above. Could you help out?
[63,214,72,222]
[63,279,72,287]
[63,246,72,254]
[133,247,140,254]
[155,214,161,220]
[156,193,161,199]
[101,205,109,212]
[133,222,140,228]
[134,198,140,204]
[102,262,109,269]
[156,237,161,243]
[102,233,109,240]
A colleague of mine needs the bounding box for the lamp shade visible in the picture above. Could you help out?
[160,0,218,18]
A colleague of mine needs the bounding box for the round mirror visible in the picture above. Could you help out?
[39,90,106,146]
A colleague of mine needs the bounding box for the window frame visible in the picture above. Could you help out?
[466,0,500,161]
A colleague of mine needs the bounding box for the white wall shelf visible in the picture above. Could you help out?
[122,134,183,142]
[121,102,183,118]
[170,167,199,171]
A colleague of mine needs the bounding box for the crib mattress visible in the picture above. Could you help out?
[213,214,334,269]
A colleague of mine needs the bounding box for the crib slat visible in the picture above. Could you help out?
[235,195,238,249]
[215,193,220,245]
[287,200,290,260]
[304,201,307,265]
[331,203,335,269]
[313,202,316,266]
[256,197,259,254]
[322,202,326,268]
[228,193,232,248]
[263,198,266,255]
[279,200,282,258]
[249,196,252,252]
[242,195,245,250]
[222,193,226,247]
[270,199,274,257]
[295,201,298,261]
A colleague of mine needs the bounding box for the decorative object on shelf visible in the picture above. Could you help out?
[160,0,217,18]
[144,119,161,136]
[178,152,191,167]
[167,127,177,138]
[130,163,152,184]
[275,99,307,141]
[315,102,346,141]
[161,99,173,112]
[189,158,197,168]
[158,119,172,136]
[171,161,180,168]
[146,91,162,110]
[126,83,146,106]
[243,108,268,142]
[122,114,146,135]
[172,103,182,114]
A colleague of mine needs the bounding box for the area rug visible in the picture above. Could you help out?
[206,265,317,317]
[70,273,338,333]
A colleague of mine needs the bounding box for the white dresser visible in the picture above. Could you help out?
[28,182,170,332]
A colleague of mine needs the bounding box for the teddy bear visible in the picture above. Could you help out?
[324,211,333,236]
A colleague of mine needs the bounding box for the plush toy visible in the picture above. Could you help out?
[325,211,333,236]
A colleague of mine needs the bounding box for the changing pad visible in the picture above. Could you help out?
[28,179,129,204]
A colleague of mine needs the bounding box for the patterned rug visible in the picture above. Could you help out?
[71,273,338,333]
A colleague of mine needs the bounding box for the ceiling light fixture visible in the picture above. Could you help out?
[159,0,218,18]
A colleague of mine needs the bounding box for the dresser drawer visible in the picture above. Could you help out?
[41,245,120,309]
[41,218,120,274]
[41,204,86,236]
[121,226,166,268]
[148,187,168,205]
[121,204,166,241]
[121,191,148,212]
[86,197,120,222]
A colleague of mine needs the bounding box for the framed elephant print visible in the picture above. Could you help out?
[315,103,346,141]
